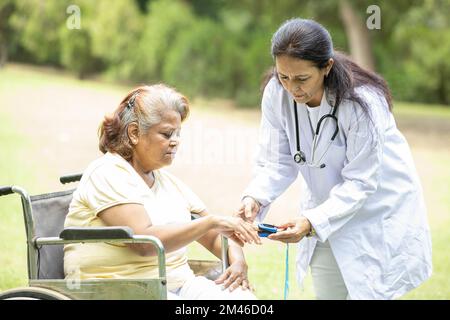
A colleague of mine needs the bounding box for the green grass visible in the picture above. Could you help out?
[402,224,450,299]
[394,101,450,119]
[187,240,315,299]
[0,108,32,290]
[401,149,450,299]
[0,63,129,96]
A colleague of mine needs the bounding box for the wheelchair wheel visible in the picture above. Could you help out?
[0,286,72,300]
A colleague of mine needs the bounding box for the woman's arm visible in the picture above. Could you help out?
[98,204,259,256]
[196,210,254,291]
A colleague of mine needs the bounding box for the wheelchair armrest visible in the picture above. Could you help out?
[60,173,83,185]
[0,186,13,197]
[34,233,166,280]
[60,226,134,240]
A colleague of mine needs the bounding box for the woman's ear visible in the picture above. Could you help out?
[326,58,334,76]
[127,122,140,145]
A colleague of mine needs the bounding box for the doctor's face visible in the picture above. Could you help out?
[275,54,331,107]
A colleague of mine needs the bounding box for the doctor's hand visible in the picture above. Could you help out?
[214,260,254,292]
[234,196,261,223]
[268,217,312,243]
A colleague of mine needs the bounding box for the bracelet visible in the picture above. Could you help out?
[306,225,316,238]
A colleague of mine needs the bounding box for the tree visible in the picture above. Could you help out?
[394,0,450,104]
[88,0,143,80]
[10,0,69,65]
[339,0,375,70]
[131,0,196,82]
[0,0,15,67]
[162,18,238,98]
[58,0,104,79]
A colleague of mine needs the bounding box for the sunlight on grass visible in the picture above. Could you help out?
[394,101,450,119]
[0,63,129,95]
[187,240,315,300]
[0,109,32,291]
[402,224,450,299]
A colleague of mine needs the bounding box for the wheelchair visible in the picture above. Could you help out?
[0,173,229,300]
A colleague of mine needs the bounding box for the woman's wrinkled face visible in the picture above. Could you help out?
[275,54,331,107]
[131,109,181,172]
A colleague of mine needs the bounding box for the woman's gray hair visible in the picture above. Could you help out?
[99,84,190,160]
[130,84,189,133]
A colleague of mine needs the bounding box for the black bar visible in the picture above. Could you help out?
[0,186,13,197]
[59,173,82,184]
[59,226,134,240]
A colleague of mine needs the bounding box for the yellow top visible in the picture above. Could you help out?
[63,152,206,290]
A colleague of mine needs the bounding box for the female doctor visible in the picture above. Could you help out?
[236,18,432,300]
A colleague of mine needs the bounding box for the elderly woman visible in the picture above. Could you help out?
[64,84,259,299]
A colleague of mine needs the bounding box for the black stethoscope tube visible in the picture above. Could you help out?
[293,100,339,167]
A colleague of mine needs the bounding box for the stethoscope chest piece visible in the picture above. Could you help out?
[292,99,339,168]
[294,151,306,164]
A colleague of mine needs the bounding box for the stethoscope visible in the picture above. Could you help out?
[292,100,339,169]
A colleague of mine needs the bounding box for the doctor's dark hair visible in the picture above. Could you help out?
[268,18,393,112]
[98,84,190,161]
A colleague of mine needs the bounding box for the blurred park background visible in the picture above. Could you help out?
[0,0,449,299]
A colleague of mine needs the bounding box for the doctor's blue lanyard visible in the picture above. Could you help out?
[284,243,289,300]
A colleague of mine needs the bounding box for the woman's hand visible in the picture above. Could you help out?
[268,217,312,243]
[234,196,261,223]
[214,260,253,292]
[213,215,261,246]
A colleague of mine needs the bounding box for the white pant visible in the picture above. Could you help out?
[168,275,257,300]
[310,240,350,300]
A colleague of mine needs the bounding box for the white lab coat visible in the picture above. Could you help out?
[243,78,432,300]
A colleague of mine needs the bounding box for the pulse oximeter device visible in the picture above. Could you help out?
[258,223,278,237]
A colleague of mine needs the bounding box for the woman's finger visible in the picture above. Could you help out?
[268,228,295,239]
[268,228,301,242]
[240,220,262,242]
[229,277,243,292]
[241,279,250,291]
[214,268,231,284]
[222,272,240,289]
[269,231,294,239]
[237,223,260,245]
[228,233,245,247]
[235,232,249,245]
[242,222,262,244]
[234,224,253,244]
[277,222,295,229]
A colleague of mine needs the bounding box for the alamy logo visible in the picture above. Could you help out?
[66,5,81,30]
[366,5,381,30]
